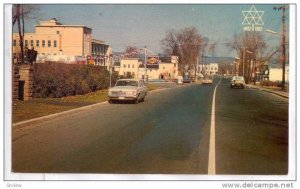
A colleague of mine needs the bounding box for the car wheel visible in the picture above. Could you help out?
[141,97,145,102]
[108,100,114,104]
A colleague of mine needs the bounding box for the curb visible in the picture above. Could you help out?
[246,85,289,99]
[13,101,109,127]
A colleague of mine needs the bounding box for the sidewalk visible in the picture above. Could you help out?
[246,84,289,99]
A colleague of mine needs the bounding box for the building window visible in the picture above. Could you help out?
[48,40,51,47]
[56,31,60,34]
[132,64,134,68]
[30,40,34,47]
[42,40,45,47]
[128,64,130,68]
[123,64,126,68]
[13,40,16,46]
[36,40,39,47]
[25,40,28,47]
[54,40,57,47]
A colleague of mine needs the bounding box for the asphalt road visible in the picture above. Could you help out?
[12,77,288,175]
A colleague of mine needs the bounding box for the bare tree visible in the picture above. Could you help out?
[161,27,203,76]
[124,46,139,58]
[230,31,266,83]
[13,4,38,64]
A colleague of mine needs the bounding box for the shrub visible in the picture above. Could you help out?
[33,62,118,98]
[259,80,281,87]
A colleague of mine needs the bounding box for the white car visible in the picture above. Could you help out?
[202,76,213,85]
[108,79,148,104]
[231,76,245,89]
[177,76,183,85]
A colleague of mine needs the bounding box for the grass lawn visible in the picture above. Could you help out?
[261,86,289,92]
[12,90,108,123]
[12,84,160,123]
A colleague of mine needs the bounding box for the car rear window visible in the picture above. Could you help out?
[116,80,138,87]
[234,77,244,80]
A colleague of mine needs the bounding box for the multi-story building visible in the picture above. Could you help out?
[13,18,111,64]
[198,63,219,75]
[91,39,111,67]
[119,58,143,79]
[146,56,179,81]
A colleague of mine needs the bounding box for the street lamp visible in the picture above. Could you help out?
[266,27,287,90]
[242,47,253,78]
[235,57,240,76]
[140,46,148,82]
[266,29,281,35]
[109,54,114,88]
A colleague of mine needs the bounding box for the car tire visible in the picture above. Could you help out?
[108,100,114,104]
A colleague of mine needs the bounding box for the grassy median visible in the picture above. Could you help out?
[12,84,160,123]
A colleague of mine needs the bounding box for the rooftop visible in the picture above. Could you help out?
[35,18,91,30]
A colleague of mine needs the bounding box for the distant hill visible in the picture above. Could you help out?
[204,56,235,64]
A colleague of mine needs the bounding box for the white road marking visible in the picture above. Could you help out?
[208,80,221,174]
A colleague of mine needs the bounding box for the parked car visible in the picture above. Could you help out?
[183,76,191,83]
[177,76,183,85]
[202,76,213,85]
[231,76,245,89]
[108,79,148,104]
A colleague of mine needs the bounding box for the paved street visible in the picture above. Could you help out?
[12,77,288,174]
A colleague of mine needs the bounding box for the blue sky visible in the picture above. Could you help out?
[18,4,288,57]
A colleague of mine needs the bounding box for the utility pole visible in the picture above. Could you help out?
[243,47,245,77]
[201,54,204,76]
[274,5,287,90]
[282,5,286,91]
[195,56,199,81]
[144,46,147,81]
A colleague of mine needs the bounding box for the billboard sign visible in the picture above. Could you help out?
[146,56,159,68]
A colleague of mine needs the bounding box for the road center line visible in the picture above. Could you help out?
[208,79,221,175]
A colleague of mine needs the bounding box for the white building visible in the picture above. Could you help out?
[198,63,219,75]
[146,56,179,81]
[269,65,289,82]
[119,58,142,79]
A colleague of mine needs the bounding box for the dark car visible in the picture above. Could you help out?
[182,76,192,83]
[183,77,191,83]
[231,76,245,89]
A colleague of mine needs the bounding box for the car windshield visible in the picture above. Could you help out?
[116,80,138,87]
[234,76,244,80]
